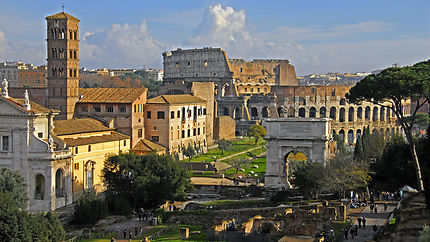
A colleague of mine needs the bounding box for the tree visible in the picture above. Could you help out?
[183,145,196,161]
[72,190,109,225]
[217,139,232,155]
[292,161,325,199]
[103,153,192,210]
[347,61,430,190]
[0,169,28,209]
[226,157,250,174]
[0,192,65,241]
[371,134,416,191]
[354,137,364,161]
[247,124,266,144]
[332,134,345,153]
[325,152,370,198]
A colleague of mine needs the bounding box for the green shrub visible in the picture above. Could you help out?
[105,193,131,216]
[72,191,109,225]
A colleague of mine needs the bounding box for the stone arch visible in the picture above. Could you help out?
[287,107,295,117]
[365,106,371,120]
[298,107,306,117]
[338,129,345,144]
[35,174,45,200]
[357,107,363,119]
[356,129,362,138]
[348,107,354,122]
[262,107,269,118]
[55,168,65,197]
[222,107,229,116]
[373,107,378,121]
[330,107,337,120]
[339,108,346,122]
[233,107,241,120]
[347,130,354,144]
[320,107,327,118]
[251,107,258,118]
[380,107,385,121]
[309,107,316,118]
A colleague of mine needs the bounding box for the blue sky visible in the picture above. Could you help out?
[0,0,429,75]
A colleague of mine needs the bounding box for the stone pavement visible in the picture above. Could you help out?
[343,202,396,241]
[102,216,154,241]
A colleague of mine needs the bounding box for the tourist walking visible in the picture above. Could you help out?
[344,229,348,239]
[123,229,127,239]
[362,217,366,229]
[350,227,355,239]
[373,224,378,234]
[358,217,362,228]
[374,205,378,214]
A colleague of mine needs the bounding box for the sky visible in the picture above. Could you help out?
[0,0,429,75]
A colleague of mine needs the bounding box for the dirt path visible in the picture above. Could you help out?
[217,145,264,162]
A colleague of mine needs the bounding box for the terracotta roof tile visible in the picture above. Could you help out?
[53,118,112,135]
[46,12,80,21]
[2,97,59,114]
[78,88,146,104]
[131,139,166,152]
[147,94,205,105]
[62,132,129,146]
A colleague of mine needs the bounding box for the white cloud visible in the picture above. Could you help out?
[80,20,165,68]
[0,28,45,64]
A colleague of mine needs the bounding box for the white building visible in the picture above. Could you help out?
[0,79,72,211]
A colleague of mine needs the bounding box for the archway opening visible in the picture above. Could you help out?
[251,107,258,119]
[348,107,354,122]
[330,107,337,120]
[35,174,45,200]
[347,130,354,144]
[320,107,327,118]
[55,169,64,197]
[339,108,345,122]
[298,107,306,117]
[309,107,316,118]
[223,107,229,116]
[262,107,269,118]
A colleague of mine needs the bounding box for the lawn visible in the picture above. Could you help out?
[183,137,265,163]
[224,157,266,178]
[150,225,206,241]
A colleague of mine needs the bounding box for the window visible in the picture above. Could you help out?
[2,136,9,151]
[123,140,127,146]
[75,147,78,154]
[88,145,91,152]
[177,110,181,118]
[171,111,175,119]
[151,136,159,142]
[198,128,200,135]
[106,105,114,113]
[193,128,196,136]
[187,61,191,67]
[119,105,126,113]
[38,132,43,138]
[147,111,151,119]
[187,129,190,137]
[138,129,143,138]
[182,130,185,138]
[81,105,88,112]
[94,105,101,112]
[157,111,165,119]
[203,108,207,115]
[153,126,157,130]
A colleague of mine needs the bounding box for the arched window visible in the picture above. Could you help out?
[251,107,258,118]
[35,174,45,200]
[357,107,363,119]
[339,108,345,122]
[320,107,327,118]
[262,107,269,118]
[298,108,306,117]
[380,107,385,121]
[339,98,346,105]
[339,130,345,143]
[85,161,95,189]
[348,130,354,144]
[309,107,316,118]
[330,107,337,120]
[365,106,371,120]
[55,169,64,197]
[348,107,354,122]
[373,107,378,121]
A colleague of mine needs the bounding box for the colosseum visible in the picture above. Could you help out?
[160,47,405,145]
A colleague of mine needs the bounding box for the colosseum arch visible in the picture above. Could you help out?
[330,107,337,120]
[298,107,306,117]
[339,108,346,122]
[264,118,331,190]
[380,107,385,121]
[309,107,316,118]
[357,107,363,119]
[365,106,371,120]
[348,107,354,122]
[320,107,327,118]
[373,107,379,121]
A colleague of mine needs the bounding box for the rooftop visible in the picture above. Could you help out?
[62,132,129,146]
[53,118,112,136]
[131,139,166,153]
[147,94,206,105]
[46,12,80,21]
[78,88,147,104]
[2,96,59,114]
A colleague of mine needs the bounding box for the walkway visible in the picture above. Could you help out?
[102,217,154,241]
[343,202,396,241]
[217,145,264,162]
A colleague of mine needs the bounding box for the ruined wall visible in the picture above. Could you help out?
[191,82,215,146]
[214,116,236,140]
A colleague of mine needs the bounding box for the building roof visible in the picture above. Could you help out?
[53,118,113,136]
[78,88,146,104]
[147,94,206,105]
[46,12,80,21]
[2,96,59,114]
[62,132,129,146]
[131,139,166,153]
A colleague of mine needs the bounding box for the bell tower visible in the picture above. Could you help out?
[46,11,80,120]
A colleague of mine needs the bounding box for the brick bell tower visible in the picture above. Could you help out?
[46,11,80,120]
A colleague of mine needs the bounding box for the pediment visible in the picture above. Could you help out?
[0,98,29,116]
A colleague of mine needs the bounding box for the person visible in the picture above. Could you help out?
[111,238,115,242]
[344,229,348,239]
[384,203,388,211]
[350,227,355,239]
[373,224,378,233]
[139,213,142,222]
[358,217,362,228]
[362,217,366,229]
[123,229,127,239]
[129,231,133,240]
[374,205,378,214]
[135,227,138,237]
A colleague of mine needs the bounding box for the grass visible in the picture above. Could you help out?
[151,225,205,241]
[224,157,266,178]
[203,199,273,207]
[77,232,118,242]
[183,137,265,163]
[331,221,352,241]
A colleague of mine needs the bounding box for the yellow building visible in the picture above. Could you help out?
[145,94,207,158]
[53,118,130,197]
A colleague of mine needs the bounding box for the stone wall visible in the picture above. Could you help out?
[214,116,236,140]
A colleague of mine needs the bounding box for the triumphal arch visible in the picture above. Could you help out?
[263,118,331,190]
